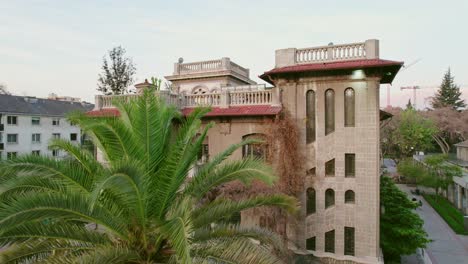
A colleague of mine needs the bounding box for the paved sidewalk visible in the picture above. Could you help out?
[398,184,468,264]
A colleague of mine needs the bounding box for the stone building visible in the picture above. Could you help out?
[89,39,403,263]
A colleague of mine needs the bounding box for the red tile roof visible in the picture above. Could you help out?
[260,59,403,84]
[87,105,282,118]
[87,108,121,117]
[182,105,282,117]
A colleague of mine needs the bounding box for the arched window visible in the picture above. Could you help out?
[325,188,335,208]
[345,190,355,204]
[306,90,316,143]
[242,134,267,160]
[192,85,209,95]
[306,188,316,215]
[344,88,355,127]
[325,89,335,135]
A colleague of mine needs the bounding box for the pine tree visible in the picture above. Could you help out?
[406,99,413,110]
[431,68,466,110]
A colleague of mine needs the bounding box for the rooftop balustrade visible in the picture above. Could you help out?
[93,85,280,111]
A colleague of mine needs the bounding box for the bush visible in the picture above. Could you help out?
[423,194,468,235]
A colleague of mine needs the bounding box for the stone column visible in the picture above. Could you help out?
[219,90,229,109]
[365,39,380,59]
[457,184,463,209]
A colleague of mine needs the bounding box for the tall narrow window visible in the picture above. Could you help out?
[325,89,335,135]
[325,189,335,208]
[344,88,355,127]
[306,188,316,215]
[306,236,316,251]
[306,90,316,143]
[325,230,335,253]
[344,227,355,256]
[345,190,355,204]
[345,154,355,177]
[325,159,335,177]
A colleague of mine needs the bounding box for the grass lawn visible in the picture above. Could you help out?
[423,194,468,235]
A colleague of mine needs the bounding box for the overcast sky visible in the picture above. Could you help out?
[1,0,467,109]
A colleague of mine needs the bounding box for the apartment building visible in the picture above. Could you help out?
[89,39,403,263]
[0,94,93,160]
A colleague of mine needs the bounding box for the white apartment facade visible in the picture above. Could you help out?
[0,94,93,160]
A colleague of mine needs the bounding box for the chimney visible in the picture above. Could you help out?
[134,79,152,94]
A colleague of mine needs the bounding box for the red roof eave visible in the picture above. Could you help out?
[86,105,282,118]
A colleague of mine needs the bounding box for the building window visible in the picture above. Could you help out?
[7,116,17,125]
[7,152,17,160]
[7,134,18,144]
[52,133,60,139]
[345,154,355,177]
[325,230,335,253]
[52,118,60,126]
[31,117,40,125]
[345,190,355,204]
[198,143,209,163]
[32,133,41,143]
[242,134,266,160]
[325,89,335,135]
[306,188,316,215]
[52,149,59,157]
[306,236,316,251]
[306,90,316,143]
[344,88,355,127]
[32,150,40,156]
[325,189,335,208]
[70,133,78,141]
[307,167,316,177]
[344,227,355,256]
[325,159,335,177]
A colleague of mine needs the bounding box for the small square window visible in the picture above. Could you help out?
[52,149,59,157]
[325,159,335,177]
[32,133,41,143]
[52,118,60,126]
[7,134,18,144]
[7,152,17,160]
[32,150,40,156]
[70,133,78,141]
[7,116,17,125]
[31,117,40,125]
[52,133,60,139]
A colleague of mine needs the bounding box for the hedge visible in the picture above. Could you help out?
[423,194,468,235]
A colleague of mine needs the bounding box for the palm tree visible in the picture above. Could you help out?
[0,89,296,263]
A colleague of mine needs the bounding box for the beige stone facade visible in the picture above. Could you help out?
[91,39,403,264]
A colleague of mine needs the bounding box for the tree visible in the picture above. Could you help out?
[0,83,10,95]
[97,46,136,95]
[380,176,430,263]
[406,99,413,110]
[423,154,463,196]
[397,158,427,186]
[384,109,437,161]
[0,89,296,263]
[431,68,466,110]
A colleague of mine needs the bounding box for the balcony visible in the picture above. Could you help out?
[93,84,281,111]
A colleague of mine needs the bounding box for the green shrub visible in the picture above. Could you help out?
[423,194,468,235]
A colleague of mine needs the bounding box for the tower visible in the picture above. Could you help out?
[260,39,403,263]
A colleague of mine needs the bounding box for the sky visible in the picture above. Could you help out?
[1,0,467,109]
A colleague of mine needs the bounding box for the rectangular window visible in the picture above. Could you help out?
[306,236,316,251]
[325,159,335,177]
[52,133,60,139]
[32,150,40,156]
[344,227,355,256]
[52,118,60,126]
[345,154,356,178]
[7,134,18,144]
[32,133,41,143]
[7,152,17,160]
[197,144,209,163]
[31,117,40,125]
[7,116,17,125]
[52,149,59,157]
[325,230,335,253]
